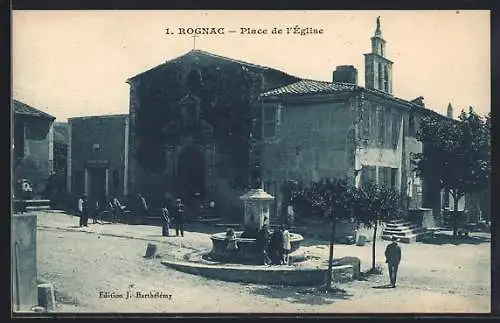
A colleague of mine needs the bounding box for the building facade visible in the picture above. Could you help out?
[12,99,55,199]
[259,19,446,221]
[125,19,459,224]
[66,115,129,208]
[126,50,300,215]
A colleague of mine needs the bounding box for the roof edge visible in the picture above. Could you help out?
[68,114,129,122]
[126,49,302,84]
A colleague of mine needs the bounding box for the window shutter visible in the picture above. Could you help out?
[275,103,283,138]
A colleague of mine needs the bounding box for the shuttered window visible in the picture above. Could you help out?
[263,103,282,139]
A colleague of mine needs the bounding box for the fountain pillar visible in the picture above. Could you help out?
[239,189,275,230]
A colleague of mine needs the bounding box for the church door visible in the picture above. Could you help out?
[176,145,205,204]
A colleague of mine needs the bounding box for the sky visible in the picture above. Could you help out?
[12,10,490,122]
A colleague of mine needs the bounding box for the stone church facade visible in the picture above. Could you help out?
[126,19,450,222]
[126,50,300,216]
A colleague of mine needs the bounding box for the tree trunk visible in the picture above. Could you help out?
[325,218,337,290]
[371,219,378,270]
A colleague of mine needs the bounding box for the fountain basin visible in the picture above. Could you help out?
[161,259,355,286]
[210,231,304,263]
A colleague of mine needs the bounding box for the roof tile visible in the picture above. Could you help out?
[12,99,55,119]
[261,79,359,98]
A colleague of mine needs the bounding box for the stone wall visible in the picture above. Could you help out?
[12,213,37,311]
[15,124,54,198]
[260,99,355,217]
[161,260,355,286]
[126,51,299,218]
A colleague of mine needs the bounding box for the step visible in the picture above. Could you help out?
[382,233,417,244]
[382,228,426,236]
[382,231,429,244]
[386,220,414,226]
[385,222,419,229]
[26,205,51,211]
[382,229,427,237]
[384,224,420,231]
[381,234,417,244]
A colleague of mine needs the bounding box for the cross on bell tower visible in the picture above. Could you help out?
[192,35,199,50]
[364,16,394,94]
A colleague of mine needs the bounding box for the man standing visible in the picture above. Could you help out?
[256,223,271,265]
[385,235,402,288]
[92,199,100,224]
[270,226,285,265]
[78,193,88,227]
[174,198,186,237]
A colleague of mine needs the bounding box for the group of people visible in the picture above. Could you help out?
[257,223,292,265]
[75,191,402,287]
[160,198,186,237]
[76,193,149,227]
[220,222,292,265]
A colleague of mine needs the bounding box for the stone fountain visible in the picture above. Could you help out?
[209,188,304,264]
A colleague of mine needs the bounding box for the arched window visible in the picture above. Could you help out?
[378,63,383,90]
[384,66,389,92]
[409,114,416,137]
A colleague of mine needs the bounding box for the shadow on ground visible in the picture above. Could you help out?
[372,284,394,289]
[299,237,355,248]
[249,285,353,305]
[419,233,491,245]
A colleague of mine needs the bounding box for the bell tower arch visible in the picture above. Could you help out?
[364,16,394,95]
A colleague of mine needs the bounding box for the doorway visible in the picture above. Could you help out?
[88,167,106,207]
[176,145,205,205]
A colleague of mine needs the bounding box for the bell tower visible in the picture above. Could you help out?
[364,17,394,94]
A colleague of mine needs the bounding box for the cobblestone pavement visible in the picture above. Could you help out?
[35,211,490,313]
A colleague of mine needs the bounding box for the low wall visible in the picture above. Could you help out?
[12,213,38,311]
[408,208,435,228]
[161,260,354,286]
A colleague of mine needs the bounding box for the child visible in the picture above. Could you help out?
[224,228,238,260]
[282,225,291,265]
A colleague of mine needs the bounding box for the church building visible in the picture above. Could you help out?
[126,18,449,222]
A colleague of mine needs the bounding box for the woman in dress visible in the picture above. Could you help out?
[161,207,171,237]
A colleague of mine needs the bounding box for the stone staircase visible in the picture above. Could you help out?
[381,219,429,243]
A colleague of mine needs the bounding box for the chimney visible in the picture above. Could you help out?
[447,102,454,118]
[411,96,425,107]
[333,65,358,84]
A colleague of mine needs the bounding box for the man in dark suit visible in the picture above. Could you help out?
[174,198,186,237]
[78,193,88,227]
[385,235,402,288]
[256,223,271,265]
